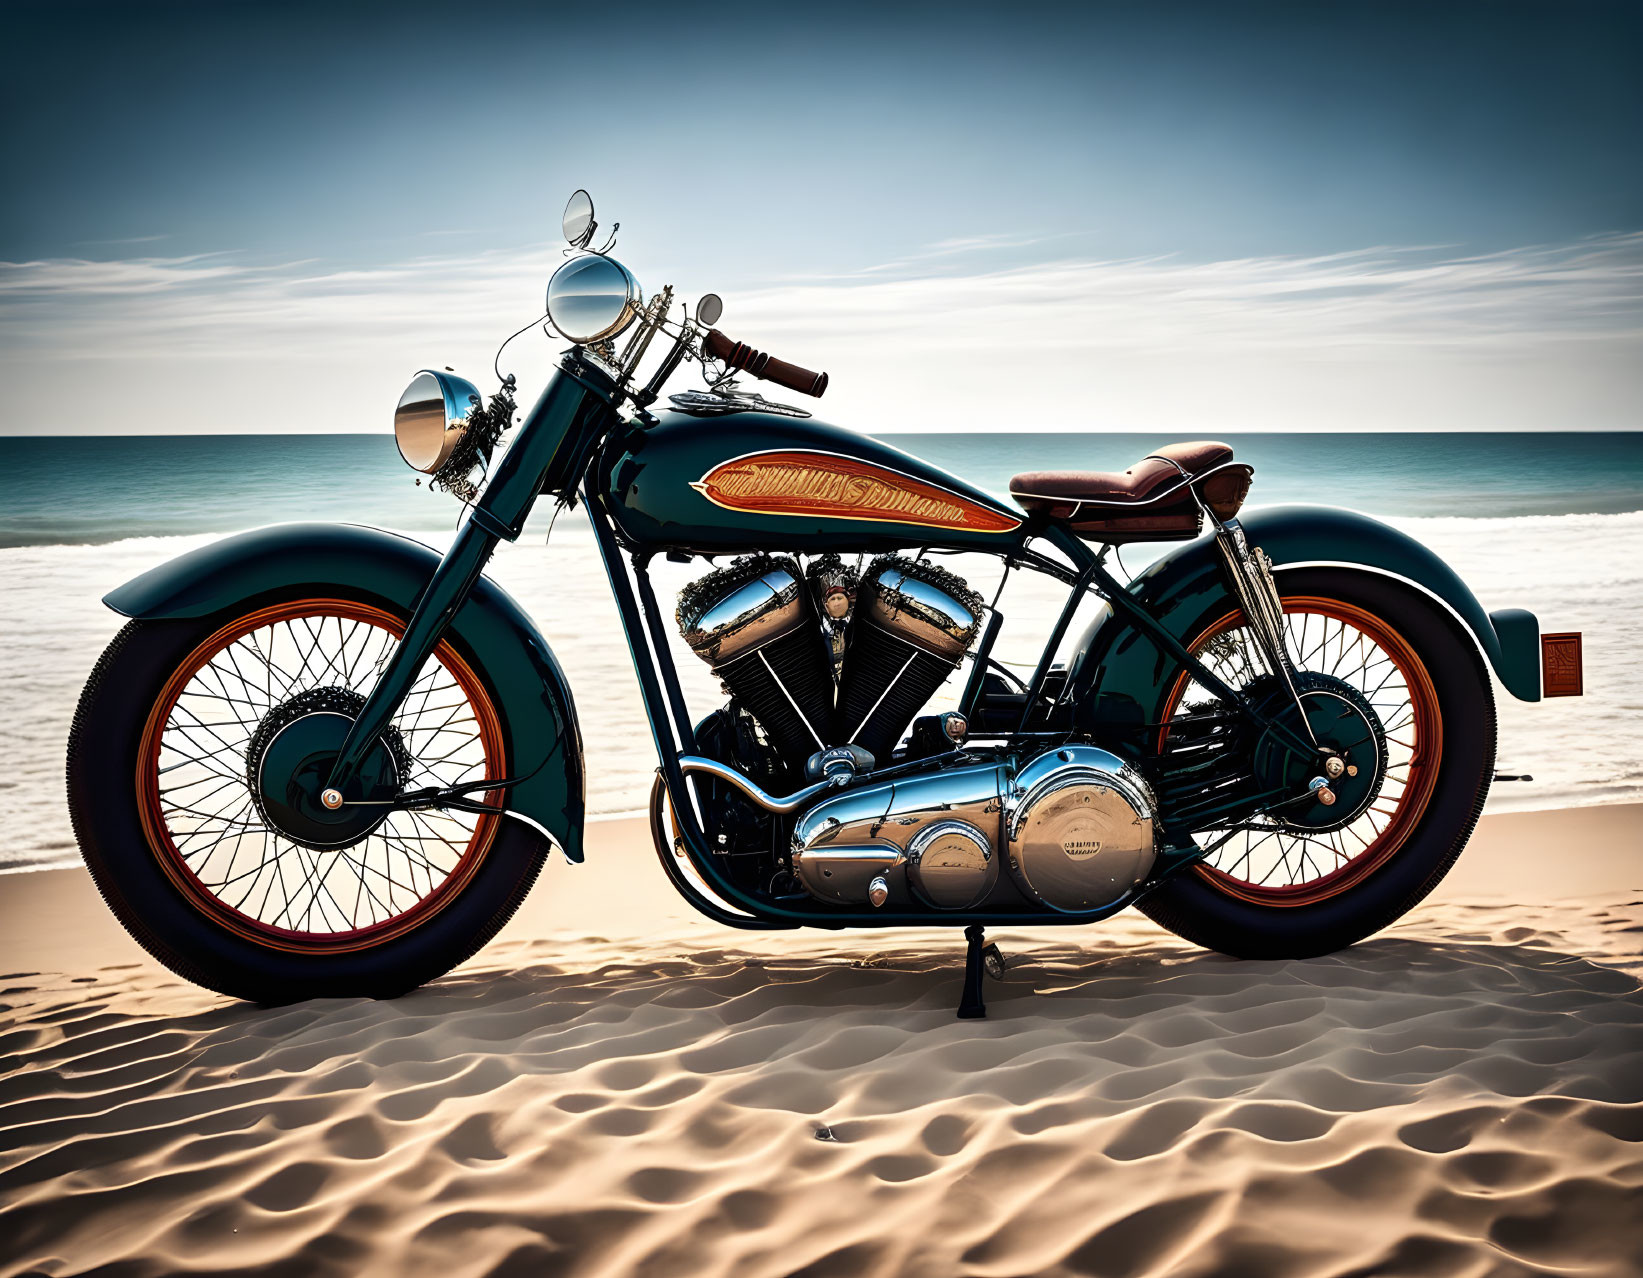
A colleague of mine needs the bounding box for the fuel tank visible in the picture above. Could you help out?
[598,409,1025,554]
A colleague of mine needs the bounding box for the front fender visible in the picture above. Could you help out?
[1068,504,1542,730]
[104,522,587,861]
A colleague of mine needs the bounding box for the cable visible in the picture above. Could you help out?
[494,311,551,383]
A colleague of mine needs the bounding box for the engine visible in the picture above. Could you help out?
[674,556,1157,915]
[791,746,1157,912]
[836,557,984,764]
[676,556,836,763]
[676,553,983,770]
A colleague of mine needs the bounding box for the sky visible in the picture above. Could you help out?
[2,0,1640,435]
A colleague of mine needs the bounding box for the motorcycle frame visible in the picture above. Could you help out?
[584,467,1333,930]
[321,354,1334,931]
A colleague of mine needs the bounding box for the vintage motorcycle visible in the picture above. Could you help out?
[67,192,1583,1015]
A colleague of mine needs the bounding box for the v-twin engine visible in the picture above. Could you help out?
[676,553,984,769]
[791,745,1158,913]
[675,553,1156,916]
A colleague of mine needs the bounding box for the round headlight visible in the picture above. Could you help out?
[546,254,642,344]
[394,369,481,474]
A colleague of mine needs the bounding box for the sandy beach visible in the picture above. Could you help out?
[1,803,1639,1277]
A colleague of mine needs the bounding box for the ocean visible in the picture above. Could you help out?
[3,430,1640,872]
[5,432,1643,547]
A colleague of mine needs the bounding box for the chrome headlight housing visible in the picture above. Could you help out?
[546,254,642,344]
[394,369,482,473]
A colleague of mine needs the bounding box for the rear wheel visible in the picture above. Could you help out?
[67,592,551,1002]
[1139,568,1495,959]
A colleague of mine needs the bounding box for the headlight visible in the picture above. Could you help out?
[394,369,482,473]
[546,254,642,344]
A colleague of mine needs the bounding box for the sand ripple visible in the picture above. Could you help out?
[1,899,1641,1277]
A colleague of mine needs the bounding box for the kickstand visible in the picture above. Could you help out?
[957,924,988,1019]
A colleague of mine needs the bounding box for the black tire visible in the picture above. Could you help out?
[1138,568,1496,960]
[66,597,552,1004]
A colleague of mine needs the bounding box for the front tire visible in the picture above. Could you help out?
[66,593,552,1003]
[1139,569,1496,960]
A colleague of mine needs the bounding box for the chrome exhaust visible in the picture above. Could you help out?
[677,755,846,814]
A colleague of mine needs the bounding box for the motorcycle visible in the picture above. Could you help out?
[66,191,1585,1016]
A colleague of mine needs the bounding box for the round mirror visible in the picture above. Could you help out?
[696,293,724,328]
[562,189,595,248]
[394,369,481,473]
[546,254,642,344]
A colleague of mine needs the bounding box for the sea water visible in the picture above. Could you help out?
[2,431,1639,871]
[4,432,1643,547]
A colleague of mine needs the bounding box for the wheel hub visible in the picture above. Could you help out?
[1250,673,1388,832]
[245,688,407,850]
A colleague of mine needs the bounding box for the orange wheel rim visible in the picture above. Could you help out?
[1158,596,1443,907]
[137,599,506,953]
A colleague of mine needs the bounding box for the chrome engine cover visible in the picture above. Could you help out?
[791,762,1004,907]
[789,744,1156,914]
[677,555,810,666]
[1006,745,1157,912]
[906,820,996,909]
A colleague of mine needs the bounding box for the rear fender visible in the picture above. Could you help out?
[103,522,587,861]
[1067,505,1542,731]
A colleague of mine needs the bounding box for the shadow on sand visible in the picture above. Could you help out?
[3,932,1641,1277]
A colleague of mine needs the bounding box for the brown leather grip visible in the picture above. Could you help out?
[703,329,829,398]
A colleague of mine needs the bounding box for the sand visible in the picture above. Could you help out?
[1,804,1640,1277]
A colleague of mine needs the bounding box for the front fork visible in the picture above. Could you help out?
[323,517,502,802]
[325,357,617,800]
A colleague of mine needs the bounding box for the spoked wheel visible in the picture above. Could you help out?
[1140,568,1495,959]
[141,598,503,948]
[68,591,552,1002]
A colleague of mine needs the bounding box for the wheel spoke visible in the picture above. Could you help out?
[1164,595,1437,899]
[144,602,499,942]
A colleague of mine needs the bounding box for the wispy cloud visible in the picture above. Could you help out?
[2,234,1640,433]
[0,247,553,356]
[835,231,1075,277]
[70,234,170,248]
[738,234,1643,350]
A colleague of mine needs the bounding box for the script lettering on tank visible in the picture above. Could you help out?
[692,451,1022,533]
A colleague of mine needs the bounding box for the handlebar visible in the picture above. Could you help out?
[703,329,829,398]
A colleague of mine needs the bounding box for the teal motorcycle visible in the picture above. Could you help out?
[67,192,1583,1014]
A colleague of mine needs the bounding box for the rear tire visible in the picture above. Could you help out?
[66,597,552,1003]
[1139,569,1495,960]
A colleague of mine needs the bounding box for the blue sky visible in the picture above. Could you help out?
[2,0,1640,434]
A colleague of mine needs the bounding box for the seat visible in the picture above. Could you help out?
[1009,441,1250,542]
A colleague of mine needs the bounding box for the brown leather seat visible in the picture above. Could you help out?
[1010,441,1250,542]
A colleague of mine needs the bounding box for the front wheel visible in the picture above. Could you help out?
[66,592,551,1003]
[1140,568,1496,960]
